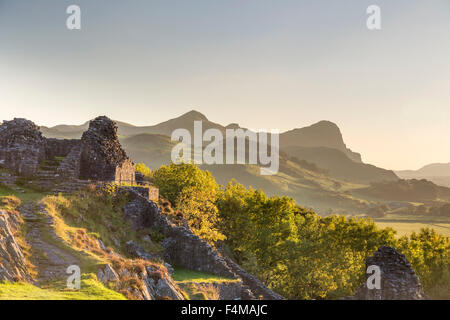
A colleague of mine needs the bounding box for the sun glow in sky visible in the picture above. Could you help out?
[0,0,449,170]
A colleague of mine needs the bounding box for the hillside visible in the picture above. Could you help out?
[118,133,370,213]
[120,134,176,170]
[282,146,399,185]
[396,163,450,187]
[355,179,450,203]
[1,116,449,301]
[280,120,362,163]
[40,111,228,139]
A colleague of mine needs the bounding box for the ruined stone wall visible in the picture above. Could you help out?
[115,159,135,184]
[56,144,82,181]
[347,246,428,300]
[45,138,80,160]
[79,116,135,182]
[0,119,46,177]
[122,190,283,300]
[123,186,159,202]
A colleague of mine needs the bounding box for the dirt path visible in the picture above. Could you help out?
[19,201,80,284]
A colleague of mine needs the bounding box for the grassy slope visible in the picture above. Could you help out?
[0,275,125,300]
[173,267,239,284]
[0,183,46,202]
[173,267,239,301]
[0,190,125,300]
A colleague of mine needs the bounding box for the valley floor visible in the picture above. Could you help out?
[374,214,450,237]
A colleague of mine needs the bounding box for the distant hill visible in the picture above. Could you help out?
[280,121,362,163]
[397,163,450,177]
[396,163,450,187]
[281,146,398,184]
[355,179,450,202]
[41,110,229,139]
[120,133,175,170]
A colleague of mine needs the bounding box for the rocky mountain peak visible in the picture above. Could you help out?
[179,110,208,121]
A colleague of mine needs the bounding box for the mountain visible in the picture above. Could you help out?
[397,163,450,177]
[396,163,450,187]
[41,110,228,139]
[282,146,398,184]
[38,110,406,212]
[280,121,362,163]
[355,179,450,202]
[120,133,175,170]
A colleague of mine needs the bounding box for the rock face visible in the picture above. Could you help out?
[0,209,32,282]
[97,264,120,283]
[0,118,47,176]
[79,116,135,183]
[350,246,428,300]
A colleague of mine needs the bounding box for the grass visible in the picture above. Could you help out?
[177,282,220,300]
[173,267,239,283]
[39,190,168,300]
[0,274,126,300]
[43,191,162,255]
[0,183,47,202]
[374,214,450,237]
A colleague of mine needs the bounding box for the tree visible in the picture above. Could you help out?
[153,163,223,242]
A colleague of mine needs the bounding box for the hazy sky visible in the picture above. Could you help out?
[0,0,449,170]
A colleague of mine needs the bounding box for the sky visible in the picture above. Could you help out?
[0,0,449,170]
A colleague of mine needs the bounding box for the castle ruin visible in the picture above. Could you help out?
[0,116,135,190]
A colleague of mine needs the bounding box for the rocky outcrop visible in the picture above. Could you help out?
[122,189,284,300]
[349,246,428,300]
[0,209,32,282]
[79,116,135,183]
[0,118,47,177]
[123,193,236,278]
[97,263,185,300]
[97,264,120,283]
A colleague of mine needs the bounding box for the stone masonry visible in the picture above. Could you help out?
[0,119,47,177]
[348,246,428,300]
[79,116,135,184]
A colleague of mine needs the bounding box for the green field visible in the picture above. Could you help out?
[374,214,450,237]
[173,267,238,283]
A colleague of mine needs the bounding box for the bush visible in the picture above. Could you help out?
[153,163,224,242]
